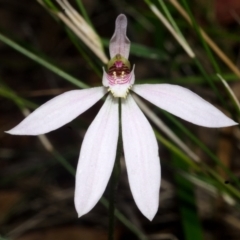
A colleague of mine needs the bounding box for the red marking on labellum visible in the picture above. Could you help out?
[107,60,131,85]
[107,61,130,76]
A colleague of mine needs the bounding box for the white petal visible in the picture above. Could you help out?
[122,94,161,220]
[6,87,107,135]
[74,95,119,217]
[133,84,238,128]
[109,14,130,59]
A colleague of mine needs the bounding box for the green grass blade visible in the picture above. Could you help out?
[154,127,240,200]
[164,112,240,188]
[0,82,37,109]
[66,28,102,77]
[193,58,226,109]
[0,32,89,89]
[137,73,238,85]
[172,153,204,240]
[180,0,221,73]
[42,0,59,11]
[154,130,200,170]
[158,0,186,43]
[75,0,92,27]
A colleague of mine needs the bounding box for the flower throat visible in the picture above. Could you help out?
[107,54,131,85]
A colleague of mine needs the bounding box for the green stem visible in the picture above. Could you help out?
[108,98,122,240]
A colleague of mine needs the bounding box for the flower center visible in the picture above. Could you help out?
[104,54,134,98]
[107,54,131,84]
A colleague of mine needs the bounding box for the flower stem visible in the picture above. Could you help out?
[108,98,122,240]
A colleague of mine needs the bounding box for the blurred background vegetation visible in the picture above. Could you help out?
[0,0,240,239]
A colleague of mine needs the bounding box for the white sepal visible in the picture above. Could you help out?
[74,95,119,217]
[6,87,107,135]
[133,84,238,127]
[122,94,161,220]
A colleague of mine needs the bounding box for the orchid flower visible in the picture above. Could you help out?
[6,14,237,221]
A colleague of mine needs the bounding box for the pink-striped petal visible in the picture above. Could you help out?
[122,94,161,220]
[109,14,130,59]
[133,84,238,128]
[6,87,107,135]
[74,95,119,217]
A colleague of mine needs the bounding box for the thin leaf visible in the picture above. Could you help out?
[0,32,89,89]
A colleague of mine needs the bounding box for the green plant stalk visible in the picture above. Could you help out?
[101,199,148,240]
[108,161,121,240]
[108,99,122,240]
